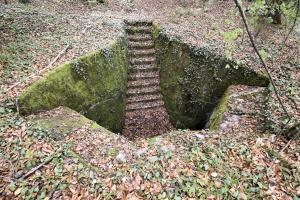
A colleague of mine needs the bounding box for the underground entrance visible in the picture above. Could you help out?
[18,20,269,139]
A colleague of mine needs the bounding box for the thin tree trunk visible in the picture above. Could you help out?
[233,0,291,123]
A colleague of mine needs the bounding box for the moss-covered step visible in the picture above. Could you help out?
[28,106,105,141]
[206,85,268,133]
[153,23,269,130]
[19,37,128,133]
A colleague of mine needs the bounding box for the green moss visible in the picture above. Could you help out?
[208,90,230,130]
[91,122,101,130]
[154,26,269,130]
[147,136,162,146]
[19,37,128,133]
[152,21,160,40]
[107,148,118,157]
[156,33,192,128]
[32,107,103,140]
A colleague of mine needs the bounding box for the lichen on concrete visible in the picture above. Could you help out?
[31,106,104,140]
[19,37,128,133]
[154,27,270,130]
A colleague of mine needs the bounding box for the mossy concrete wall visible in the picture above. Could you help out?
[19,37,128,133]
[153,24,269,130]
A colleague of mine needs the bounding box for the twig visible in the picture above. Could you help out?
[270,125,299,166]
[283,0,300,45]
[278,136,294,155]
[48,183,60,200]
[19,147,63,180]
[3,43,71,94]
[40,43,71,74]
[233,0,291,123]
[0,175,16,182]
[15,98,19,115]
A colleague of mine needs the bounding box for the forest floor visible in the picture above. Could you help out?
[0,0,300,199]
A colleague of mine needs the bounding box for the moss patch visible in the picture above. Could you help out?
[207,90,230,130]
[19,37,128,133]
[155,28,269,130]
[31,106,110,140]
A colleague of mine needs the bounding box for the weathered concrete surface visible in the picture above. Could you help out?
[205,85,268,133]
[19,38,128,133]
[154,23,269,130]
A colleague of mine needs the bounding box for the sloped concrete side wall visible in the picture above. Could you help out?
[154,24,269,130]
[19,37,128,133]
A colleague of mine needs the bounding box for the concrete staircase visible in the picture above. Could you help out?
[123,20,174,138]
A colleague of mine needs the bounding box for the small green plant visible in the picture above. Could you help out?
[222,28,243,42]
[258,49,269,61]
[222,28,243,58]
[248,0,299,36]
[248,0,272,35]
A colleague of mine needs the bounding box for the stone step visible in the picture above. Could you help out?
[125,26,152,34]
[124,20,152,27]
[128,64,159,73]
[129,57,156,65]
[124,106,169,120]
[128,71,159,80]
[128,41,154,50]
[128,39,154,45]
[125,100,164,111]
[127,79,159,88]
[127,94,163,104]
[128,35,153,42]
[128,49,155,57]
[127,86,160,96]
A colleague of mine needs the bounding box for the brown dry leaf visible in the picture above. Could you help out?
[151,182,162,194]
[239,192,247,200]
[126,192,142,200]
[42,143,54,154]
[214,180,222,188]
[207,195,216,199]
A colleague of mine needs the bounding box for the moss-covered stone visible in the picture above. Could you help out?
[206,90,230,130]
[154,29,269,130]
[31,106,110,140]
[19,37,128,133]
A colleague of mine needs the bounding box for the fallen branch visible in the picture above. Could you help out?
[270,127,299,166]
[19,147,63,180]
[48,183,60,200]
[233,0,291,122]
[4,43,71,94]
[283,0,300,45]
[40,43,71,74]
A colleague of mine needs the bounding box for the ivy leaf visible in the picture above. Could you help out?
[8,183,16,192]
[259,49,269,61]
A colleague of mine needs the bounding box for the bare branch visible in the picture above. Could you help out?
[3,43,71,95]
[19,147,63,180]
